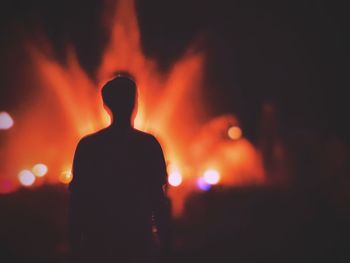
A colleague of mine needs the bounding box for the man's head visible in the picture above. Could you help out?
[101,74,137,125]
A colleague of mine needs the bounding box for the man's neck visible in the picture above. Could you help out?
[111,120,132,129]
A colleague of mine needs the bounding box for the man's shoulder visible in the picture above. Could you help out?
[76,129,107,148]
[76,128,162,151]
[132,129,160,145]
[133,128,154,139]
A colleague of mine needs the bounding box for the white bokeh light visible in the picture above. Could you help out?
[32,164,48,177]
[203,169,220,185]
[168,171,182,187]
[0,112,14,130]
[18,170,36,187]
[167,164,183,187]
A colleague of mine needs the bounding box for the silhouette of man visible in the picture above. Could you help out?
[69,74,171,263]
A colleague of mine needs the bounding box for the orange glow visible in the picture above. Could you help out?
[0,111,14,130]
[18,170,36,186]
[59,169,73,184]
[228,126,242,140]
[32,163,48,177]
[1,0,266,216]
[203,169,220,185]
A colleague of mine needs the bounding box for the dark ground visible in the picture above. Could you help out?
[1,181,349,263]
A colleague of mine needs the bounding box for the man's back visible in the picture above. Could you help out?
[69,126,167,262]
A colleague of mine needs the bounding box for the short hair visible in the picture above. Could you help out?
[101,74,137,116]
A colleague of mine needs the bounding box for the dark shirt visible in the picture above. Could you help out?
[69,125,167,262]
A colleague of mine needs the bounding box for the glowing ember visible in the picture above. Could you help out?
[18,170,36,186]
[32,163,48,177]
[203,169,220,185]
[228,126,242,140]
[0,111,14,130]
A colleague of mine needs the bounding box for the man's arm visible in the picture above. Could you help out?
[150,138,173,253]
[68,140,86,260]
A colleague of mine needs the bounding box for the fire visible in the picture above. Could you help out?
[0,0,265,215]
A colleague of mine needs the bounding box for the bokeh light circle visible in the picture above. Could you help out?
[203,169,220,185]
[18,170,36,186]
[0,112,14,130]
[228,126,242,140]
[32,163,48,177]
[168,171,182,187]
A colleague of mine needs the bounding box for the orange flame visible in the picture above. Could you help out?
[0,0,264,215]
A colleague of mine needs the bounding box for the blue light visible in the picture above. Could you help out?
[197,177,211,191]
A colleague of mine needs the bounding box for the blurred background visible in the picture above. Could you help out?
[0,0,349,262]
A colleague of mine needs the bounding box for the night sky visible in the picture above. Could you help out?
[0,0,348,144]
